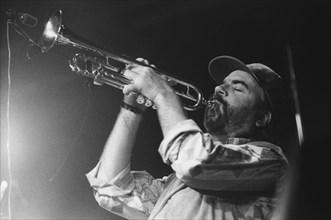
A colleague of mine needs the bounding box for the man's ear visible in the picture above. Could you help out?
[256,111,272,127]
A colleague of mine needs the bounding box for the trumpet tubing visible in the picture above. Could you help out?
[40,10,211,111]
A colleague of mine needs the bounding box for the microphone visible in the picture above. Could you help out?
[6,9,38,27]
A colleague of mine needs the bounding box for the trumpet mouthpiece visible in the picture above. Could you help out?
[203,100,216,108]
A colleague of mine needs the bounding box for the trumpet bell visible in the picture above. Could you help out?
[40,10,63,53]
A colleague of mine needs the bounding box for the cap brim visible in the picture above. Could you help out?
[208,56,254,84]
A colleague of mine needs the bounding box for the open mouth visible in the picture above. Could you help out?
[207,100,221,117]
[209,96,229,117]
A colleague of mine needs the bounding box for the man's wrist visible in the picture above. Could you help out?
[123,92,147,113]
[154,90,181,110]
[121,102,144,114]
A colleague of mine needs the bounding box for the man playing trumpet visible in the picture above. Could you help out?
[86,56,289,219]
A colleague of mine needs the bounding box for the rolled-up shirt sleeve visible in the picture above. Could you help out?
[159,119,288,192]
[86,162,167,219]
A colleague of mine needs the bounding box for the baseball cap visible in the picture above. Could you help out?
[208,55,285,112]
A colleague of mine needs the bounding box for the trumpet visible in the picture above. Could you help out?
[39,10,212,111]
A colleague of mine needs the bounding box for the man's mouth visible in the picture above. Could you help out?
[207,99,222,117]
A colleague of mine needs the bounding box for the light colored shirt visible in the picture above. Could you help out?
[86,119,288,219]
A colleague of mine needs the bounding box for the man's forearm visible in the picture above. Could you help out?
[155,90,188,136]
[97,108,142,182]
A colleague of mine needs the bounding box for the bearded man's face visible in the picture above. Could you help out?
[204,70,265,138]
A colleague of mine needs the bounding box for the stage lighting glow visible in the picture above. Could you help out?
[295,113,304,146]
[1,180,8,200]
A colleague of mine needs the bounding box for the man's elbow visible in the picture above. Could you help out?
[94,191,123,213]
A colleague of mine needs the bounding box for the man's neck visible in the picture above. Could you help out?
[210,133,229,143]
[211,134,253,145]
[210,129,252,144]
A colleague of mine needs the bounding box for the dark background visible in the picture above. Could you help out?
[1,1,330,219]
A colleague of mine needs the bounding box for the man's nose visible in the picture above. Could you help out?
[214,85,227,96]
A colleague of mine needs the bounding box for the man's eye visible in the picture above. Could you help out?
[234,88,243,92]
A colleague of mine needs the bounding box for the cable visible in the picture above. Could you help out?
[5,19,13,220]
[4,17,42,220]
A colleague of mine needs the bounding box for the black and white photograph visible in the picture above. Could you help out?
[1,1,330,219]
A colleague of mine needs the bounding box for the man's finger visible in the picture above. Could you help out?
[123,69,138,83]
[136,57,150,65]
[123,84,136,96]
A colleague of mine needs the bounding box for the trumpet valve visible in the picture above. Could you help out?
[136,95,145,104]
[144,99,153,107]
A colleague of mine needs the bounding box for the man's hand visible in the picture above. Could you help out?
[122,58,177,109]
[123,58,187,136]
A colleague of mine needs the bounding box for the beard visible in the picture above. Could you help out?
[203,94,228,134]
[204,94,256,137]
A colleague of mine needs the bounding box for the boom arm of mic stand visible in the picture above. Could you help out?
[8,20,41,54]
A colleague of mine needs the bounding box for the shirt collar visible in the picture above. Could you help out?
[225,137,252,145]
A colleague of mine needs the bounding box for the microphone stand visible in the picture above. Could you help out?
[7,19,41,57]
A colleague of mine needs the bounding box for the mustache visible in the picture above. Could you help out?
[208,93,227,106]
